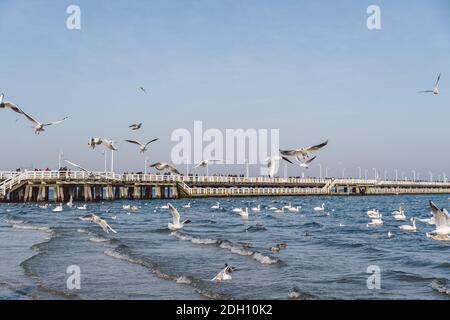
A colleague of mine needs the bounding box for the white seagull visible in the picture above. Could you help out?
[211,264,236,283]
[419,73,441,95]
[266,155,293,178]
[297,156,317,169]
[125,138,158,153]
[167,203,191,231]
[280,140,328,160]
[150,162,181,175]
[0,94,23,114]
[88,137,118,151]
[20,109,68,134]
[195,159,223,168]
[79,214,117,234]
[427,201,450,236]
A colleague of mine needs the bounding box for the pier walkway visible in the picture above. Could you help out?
[1,170,450,202]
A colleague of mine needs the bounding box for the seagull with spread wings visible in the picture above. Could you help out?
[428,201,450,236]
[88,137,117,151]
[266,155,293,178]
[280,139,328,160]
[297,155,317,169]
[0,94,23,114]
[419,73,441,95]
[124,138,158,153]
[64,159,119,181]
[150,162,181,175]
[79,214,117,234]
[167,203,191,231]
[20,109,68,134]
[129,123,142,130]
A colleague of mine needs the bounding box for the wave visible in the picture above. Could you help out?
[171,232,279,265]
[3,217,24,225]
[89,236,111,243]
[103,245,230,299]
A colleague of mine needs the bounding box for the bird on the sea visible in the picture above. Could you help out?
[399,217,417,232]
[266,155,293,178]
[211,202,220,209]
[53,204,63,212]
[79,214,117,234]
[367,215,383,226]
[297,156,317,169]
[426,201,450,239]
[182,203,191,208]
[280,139,328,160]
[251,204,261,212]
[314,203,325,211]
[0,94,23,114]
[150,162,181,175]
[367,209,380,218]
[20,109,68,134]
[129,123,142,130]
[167,203,191,231]
[270,243,287,253]
[419,73,441,95]
[392,207,406,221]
[77,204,87,210]
[387,231,394,239]
[124,138,158,153]
[211,264,236,283]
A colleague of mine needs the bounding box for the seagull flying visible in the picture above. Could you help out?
[79,214,117,234]
[280,140,328,159]
[0,94,23,114]
[297,155,317,169]
[150,162,181,175]
[139,86,147,94]
[167,203,191,231]
[129,123,142,130]
[266,155,293,178]
[419,73,441,95]
[124,138,158,153]
[194,159,223,168]
[88,137,117,151]
[428,201,450,235]
[20,109,68,134]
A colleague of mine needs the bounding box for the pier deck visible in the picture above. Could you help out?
[1,170,450,202]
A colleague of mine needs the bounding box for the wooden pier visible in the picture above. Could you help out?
[1,170,450,202]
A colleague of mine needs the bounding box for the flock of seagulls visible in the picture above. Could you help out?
[366,201,450,241]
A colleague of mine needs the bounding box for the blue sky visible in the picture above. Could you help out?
[0,0,449,179]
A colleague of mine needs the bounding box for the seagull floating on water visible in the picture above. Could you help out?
[211,264,236,283]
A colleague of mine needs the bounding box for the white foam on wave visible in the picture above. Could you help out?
[103,248,143,265]
[89,237,110,243]
[12,224,51,233]
[175,276,192,284]
[3,218,24,225]
[172,232,279,265]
